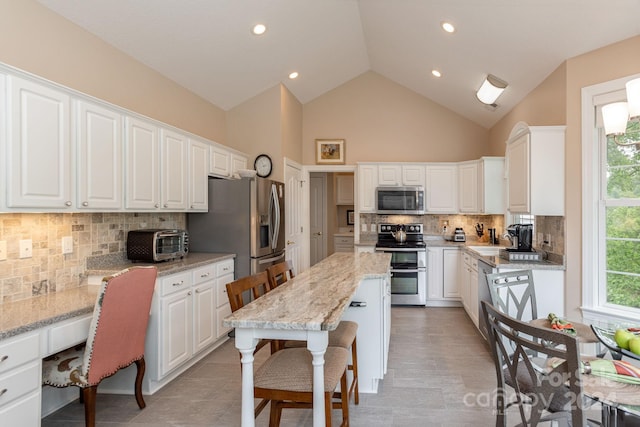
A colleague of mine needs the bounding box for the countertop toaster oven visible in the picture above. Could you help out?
[126,229,189,262]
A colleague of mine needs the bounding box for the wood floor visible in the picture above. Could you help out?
[38,306,559,426]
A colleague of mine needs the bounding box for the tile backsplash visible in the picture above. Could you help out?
[0,213,185,304]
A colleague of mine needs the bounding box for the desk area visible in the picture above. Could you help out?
[224,252,392,427]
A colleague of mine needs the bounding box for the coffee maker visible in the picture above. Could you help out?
[505,224,533,252]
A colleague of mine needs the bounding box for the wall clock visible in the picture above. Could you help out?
[254,154,273,178]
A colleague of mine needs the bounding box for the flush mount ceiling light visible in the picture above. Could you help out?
[476,74,508,106]
[441,21,455,33]
[602,78,640,146]
[252,24,266,35]
[288,71,299,79]
[431,69,442,78]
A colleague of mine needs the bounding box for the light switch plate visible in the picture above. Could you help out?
[19,239,32,259]
[62,236,73,254]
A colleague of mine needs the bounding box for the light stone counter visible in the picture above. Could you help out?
[224,252,391,331]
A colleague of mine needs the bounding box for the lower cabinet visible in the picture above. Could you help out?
[460,252,479,327]
[426,247,462,307]
[334,235,354,252]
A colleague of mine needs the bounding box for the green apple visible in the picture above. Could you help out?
[614,329,636,350]
[628,337,640,355]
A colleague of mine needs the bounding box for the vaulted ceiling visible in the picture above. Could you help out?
[37,0,640,128]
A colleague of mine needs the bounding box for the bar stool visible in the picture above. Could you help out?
[266,262,360,404]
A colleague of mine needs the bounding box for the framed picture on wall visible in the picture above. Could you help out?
[347,209,355,225]
[316,139,345,164]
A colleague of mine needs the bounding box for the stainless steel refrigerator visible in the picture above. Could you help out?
[187,177,285,279]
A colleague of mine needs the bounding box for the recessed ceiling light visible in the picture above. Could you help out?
[252,24,266,35]
[441,21,455,33]
[431,70,442,78]
[289,71,299,79]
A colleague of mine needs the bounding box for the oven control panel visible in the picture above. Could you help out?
[378,223,423,234]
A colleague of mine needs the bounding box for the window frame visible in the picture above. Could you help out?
[581,72,640,323]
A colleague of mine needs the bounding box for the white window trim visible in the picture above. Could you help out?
[581,72,640,324]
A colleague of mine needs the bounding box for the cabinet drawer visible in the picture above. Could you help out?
[215,259,234,277]
[0,390,40,426]
[192,264,216,285]
[0,361,40,408]
[0,334,39,375]
[160,271,192,297]
[335,237,354,245]
[47,315,91,355]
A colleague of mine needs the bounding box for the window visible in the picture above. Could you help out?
[583,73,640,319]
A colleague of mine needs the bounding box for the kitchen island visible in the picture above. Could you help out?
[224,252,391,427]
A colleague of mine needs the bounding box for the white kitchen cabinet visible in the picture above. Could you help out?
[402,164,426,187]
[460,252,480,328]
[355,245,375,253]
[76,100,123,210]
[426,247,461,307]
[377,164,401,186]
[159,271,192,377]
[7,76,72,209]
[377,163,425,187]
[214,258,234,339]
[192,264,216,353]
[188,139,209,211]
[335,173,354,205]
[333,235,354,252]
[425,163,458,213]
[231,152,248,178]
[459,157,505,214]
[210,145,231,178]
[341,273,390,393]
[495,267,565,318]
[506,123,565,215]
[0,333,41,427]
[125,116,160,209]
[357,163,377,213]
[160,129,189,210]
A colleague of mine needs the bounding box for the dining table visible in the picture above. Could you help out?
[223,252,391,427]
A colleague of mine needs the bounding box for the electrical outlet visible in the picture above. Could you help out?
[361,223,367,232]
[0,241,6,261]
[370,223,377,232]
[19,239,32,259]
[62,236,73,254]
[537,233,543,245]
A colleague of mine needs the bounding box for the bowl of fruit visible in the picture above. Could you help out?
[591,324,640,360]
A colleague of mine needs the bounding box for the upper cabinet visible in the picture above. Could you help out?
[125,117,160,210]
[188,138,209,211]
[357,164,378,212]
[425,164,458,213]
[160,129,189,210]
[459,157,504,214]
[210,145,231,178]
[6,76,72,209]
[506,123,565,215]
[231,153,248,178]
[76,100,123,210]
[377,163,425,187]
[335,173,354,205]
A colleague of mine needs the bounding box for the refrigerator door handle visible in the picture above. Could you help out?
[270,184,281,250]
[258,252,286,265]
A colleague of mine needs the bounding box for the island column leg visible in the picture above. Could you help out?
[307,330,329,427]
[235,328,258,427]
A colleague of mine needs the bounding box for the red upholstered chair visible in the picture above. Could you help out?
[42,266,158,427]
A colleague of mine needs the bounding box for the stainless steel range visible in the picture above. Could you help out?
[375,223,426,306]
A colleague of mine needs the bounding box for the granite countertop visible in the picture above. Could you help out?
[86,252,235,280]
[224,252,391,331]
[0,252,235,341]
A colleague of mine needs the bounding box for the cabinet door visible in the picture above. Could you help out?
[469,264,479,328]
[402,165,425,187]
[231,153,247,178]
[443,249,461,299]
[76,100,122,209]
[160,290,192,376]
[461,253,471,313]
[216,272,234,338]
[160,129,188,210]
[7,76,72,208]
[506,133,530,213]
[377,164,401,186]
[0,391,40,427]
[357,164,377,212]
[125,117,160,209]
[458,161,479,213]
[335,174,354,205]
[425,164,458,213]
[427,248,443,299]
[188,139,209,211]
[193,281,215,353]
[210,145,231,177]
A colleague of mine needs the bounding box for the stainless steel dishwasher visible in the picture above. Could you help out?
[476,258,495,339]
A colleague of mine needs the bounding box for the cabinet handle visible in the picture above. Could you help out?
[200,273,210,278]
[82,201,89,207]
[172,281,184,287]
[287,240,295,245]
[0,355,7,363]
[222,267,229,271]
[188,291,192,296]
[0,388,6,396]
[65,201,72,207]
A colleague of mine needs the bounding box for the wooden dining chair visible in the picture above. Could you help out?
[481,300,587,427]
[266,261,360,404]
[266,260,295,290]
[226,271,350,426]
[42,266,158,427]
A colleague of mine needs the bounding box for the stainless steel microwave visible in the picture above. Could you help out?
[127,229,189,262]
[376,186,425,215]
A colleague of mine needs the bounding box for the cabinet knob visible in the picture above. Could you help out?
[82,201,89,207]
[155,203,160,208]
[164,203,169,208]
[195,289,200,293]
[65,201,72,207]
[191,205,195,209]
[188,291,192,296]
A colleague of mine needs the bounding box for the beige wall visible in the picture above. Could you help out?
[303,71,490,164]
[488,63,567,155]
[281,85,303,164]
[0,0,227,144]
[488,35,640,319]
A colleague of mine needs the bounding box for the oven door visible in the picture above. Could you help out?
[389,268,426,306]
